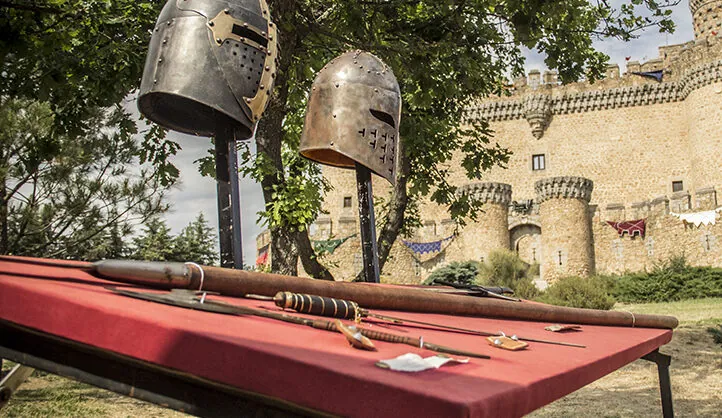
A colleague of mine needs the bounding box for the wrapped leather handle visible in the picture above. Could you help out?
[274,291,359,319]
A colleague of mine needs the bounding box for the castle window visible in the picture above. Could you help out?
[343,196,352,208]
[532,154,545,171]
[672,181,684,193]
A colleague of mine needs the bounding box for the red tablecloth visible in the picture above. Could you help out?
[0,258,672,417]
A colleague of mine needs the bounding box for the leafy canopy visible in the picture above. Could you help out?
[0,98,168,260]
[1,0,180,186]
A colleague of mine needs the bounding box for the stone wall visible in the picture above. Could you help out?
[593,200,722,274]
[536,177,595,282]
[454,182,511,262]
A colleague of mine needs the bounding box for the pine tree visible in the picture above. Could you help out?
[129,218,175,262]
[172,213,218,266]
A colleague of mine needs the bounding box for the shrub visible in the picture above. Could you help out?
[536,276,616,310]
[423,261,481,286]
[478,249,539,299]
[708,325,722,346]
[612,255,722,303]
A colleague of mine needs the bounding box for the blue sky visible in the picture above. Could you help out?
[160,2,695,265]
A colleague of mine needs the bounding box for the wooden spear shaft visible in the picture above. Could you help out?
[0,257,680,330]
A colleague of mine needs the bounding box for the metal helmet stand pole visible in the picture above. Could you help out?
[214,125,243,269]
[355,163,380,283]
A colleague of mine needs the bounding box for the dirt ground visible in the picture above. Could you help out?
[2,300,721,417]
[529,322,722,417]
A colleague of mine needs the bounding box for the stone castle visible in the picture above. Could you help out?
[258,0,722,284]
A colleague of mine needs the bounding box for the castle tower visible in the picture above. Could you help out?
[457,182,511,262]
[686,1,722,198]
[535,177,594,282]
[690,0,722,40]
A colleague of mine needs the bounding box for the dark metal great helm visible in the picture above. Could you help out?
[138,0,277,138]
[299,51,401,184]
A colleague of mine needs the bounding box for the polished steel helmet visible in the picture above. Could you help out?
[299,51,401,184]
[138,0,278,139]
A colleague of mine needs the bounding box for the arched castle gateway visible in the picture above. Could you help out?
[259,0,722,284]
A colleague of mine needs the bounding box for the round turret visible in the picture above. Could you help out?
[457,182,512,262]
[690,0,722,40]
[535,177,595,282]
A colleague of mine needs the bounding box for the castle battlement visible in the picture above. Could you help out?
[465,35,722,135]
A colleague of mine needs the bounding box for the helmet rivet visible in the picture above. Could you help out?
[374,89,378,92]
[262,31,266,36]
[260,84,265,89]
[330,142,334,146]
[162,39,167,44]
[244,23,249,28]
[224,8,230,14]
[246,98,252,103]
[216,38,222,43]
[333,114,336,118]
[335,83,339,87]
[153,79,158,84]
[265,66,270,71]
[158,58,162,63]
[167,21,172,25]
[209,21,214,27]
[267,50,272,56]
[269,35,273,40]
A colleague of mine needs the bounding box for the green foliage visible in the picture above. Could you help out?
[423,261,481,286]
[708,325,722,346]
[478,249,539,299]
[536,276,616,310]
[1,98,168,260]
[173,213,219,266]
[612,256,722,303]
[1,0,179,186]
[129,214,219,265]
[129,218,176,262]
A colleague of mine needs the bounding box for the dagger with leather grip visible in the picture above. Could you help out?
[109,288,490,359]
[272,291,586,348]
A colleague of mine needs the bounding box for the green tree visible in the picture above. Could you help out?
[129,217,175,262]
[1,98,168,260]
[129,215,219,264]
[172,213,219,265]
[1,0,180,186]
[244,0,676,278]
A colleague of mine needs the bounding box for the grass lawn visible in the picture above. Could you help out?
[2,299,721,417]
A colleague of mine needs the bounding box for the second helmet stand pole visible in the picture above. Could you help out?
[355,163,381,283]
